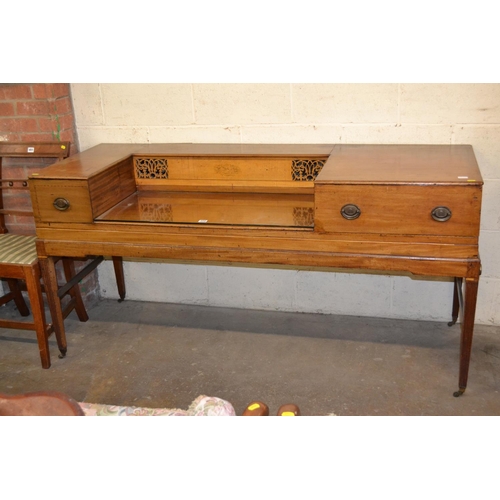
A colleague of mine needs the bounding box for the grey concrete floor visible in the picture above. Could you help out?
[1,298,499,415]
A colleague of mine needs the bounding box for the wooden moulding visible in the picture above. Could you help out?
[33,223,478,256]
[36,237,479,278]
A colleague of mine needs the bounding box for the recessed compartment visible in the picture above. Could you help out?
[96,191,315,228]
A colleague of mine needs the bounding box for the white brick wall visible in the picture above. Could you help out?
[71,83,500,325]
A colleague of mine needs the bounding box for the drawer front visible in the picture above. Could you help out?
[30,180,93,223]
[314,184,482,237]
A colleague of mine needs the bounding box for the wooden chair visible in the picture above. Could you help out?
[0,141,89,368]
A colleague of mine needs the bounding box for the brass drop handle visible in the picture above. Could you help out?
[341,204,361,220]
[53,197,70,211]
[431,206,452,222]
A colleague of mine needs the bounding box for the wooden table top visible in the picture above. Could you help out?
[318,144,482,184]
[29,143,483,186]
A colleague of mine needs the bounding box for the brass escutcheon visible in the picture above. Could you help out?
[341,204,361,220]
[53,197,70,211]
[431,206,452,222]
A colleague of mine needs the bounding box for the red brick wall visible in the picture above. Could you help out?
[0,83,78,144]
[0,83,100,308]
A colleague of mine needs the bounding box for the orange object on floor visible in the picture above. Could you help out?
[277,404,301,416]
[242,401,270,416]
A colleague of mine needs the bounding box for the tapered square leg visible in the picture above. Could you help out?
[23,264,51,369]
[112,256,126,302]
[454,278,479,397]
[39,256,67,357]
[448,277,460,327]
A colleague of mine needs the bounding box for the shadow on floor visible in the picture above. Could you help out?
[1,299,499,416]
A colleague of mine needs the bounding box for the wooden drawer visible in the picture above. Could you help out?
[30,180,93,223]
[314,184,482,237]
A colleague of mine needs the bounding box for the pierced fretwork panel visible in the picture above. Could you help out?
[291,159,325,181]
[293,207,314,227]
[135,157,169,179]
[139,203,173,222]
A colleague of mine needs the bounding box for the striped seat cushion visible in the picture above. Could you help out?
[0,234,38,265]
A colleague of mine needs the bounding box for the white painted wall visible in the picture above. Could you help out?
[70,83,500,325]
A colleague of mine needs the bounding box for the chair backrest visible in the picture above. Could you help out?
[0,142,70,234]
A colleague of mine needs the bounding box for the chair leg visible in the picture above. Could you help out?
[23,265,51,369]
[6,278,30,316]
[62,259,89,322]
[112,256,126,302]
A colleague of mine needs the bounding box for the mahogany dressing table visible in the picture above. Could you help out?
[28,143,483,396]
